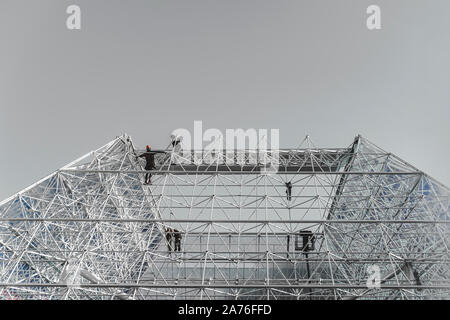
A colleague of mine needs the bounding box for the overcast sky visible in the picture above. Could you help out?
[1,0,449,200]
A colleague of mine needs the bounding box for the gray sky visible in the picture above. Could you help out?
[1,0,449,200]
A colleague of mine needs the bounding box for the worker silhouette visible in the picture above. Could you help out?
[165,228,174,252]
[167,134,183,165]
[285,181,292,201]
[173,229,182,252]
[136,145,165,185]
[169,134,182,149]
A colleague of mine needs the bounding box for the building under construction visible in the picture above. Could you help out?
[0,134,449,300]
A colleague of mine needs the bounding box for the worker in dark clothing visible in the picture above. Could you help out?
[285,181,292,201]
[169,134,182,149]
[173,229,182,252]
[136,145,165,185]
[167,134,183,165]
[165,228,174,252]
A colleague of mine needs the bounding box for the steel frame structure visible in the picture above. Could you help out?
[0,134,448,300]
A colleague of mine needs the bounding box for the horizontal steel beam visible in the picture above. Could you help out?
[6,257,448,263]
[60,169,422,175]
[0,218,448,224]
[0,283,448,290]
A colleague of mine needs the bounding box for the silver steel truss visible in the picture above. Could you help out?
[0,134,448,300]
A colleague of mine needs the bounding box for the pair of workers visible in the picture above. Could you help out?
[165,228,182,252]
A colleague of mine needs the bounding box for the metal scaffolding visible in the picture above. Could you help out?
[0,134,448,300]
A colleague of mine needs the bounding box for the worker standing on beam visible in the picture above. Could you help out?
[285,181,292,201]
[167,134,183,165]
[136,145,165,185]
[165,228,174,253]
[173,228,182,252]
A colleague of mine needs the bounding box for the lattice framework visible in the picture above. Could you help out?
[0,134,449,300]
